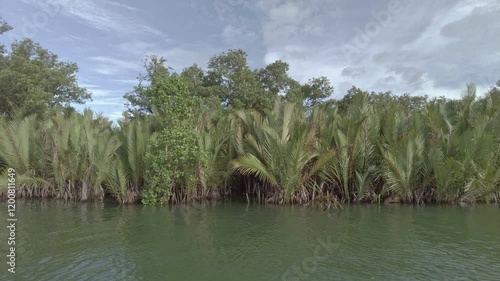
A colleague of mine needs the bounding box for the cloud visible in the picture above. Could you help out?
[80,84,125,98]
[107,1,140,12]
[79,83,100,89]
[113,79,139,85]
[22,0,164,36]
[222,25,258,46]
[341,66,366,79]
[12,0,497,120]
[261,0,326,46]
[88,56,142,75]
[86,97,124,106]
[116,40,222,72]
[256,0,499,98]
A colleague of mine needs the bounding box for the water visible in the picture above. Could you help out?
[0,201,499,281]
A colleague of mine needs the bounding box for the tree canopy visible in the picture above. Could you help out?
[0,17,12,35]
[0,17,13,62]
[124,49,335,115]
[0,33,90,117]
[124,55,171,115]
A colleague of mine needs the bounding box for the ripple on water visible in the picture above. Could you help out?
[0,203,499,281]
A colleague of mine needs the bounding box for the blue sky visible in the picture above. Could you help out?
[1,0,499,120]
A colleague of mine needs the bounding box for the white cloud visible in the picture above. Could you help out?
[113,79,139,85]
[261,1,324,46]
[79,83,100,89]
[86,97,124,106]
[88,56,142,75]
[22,0,164,36]
[258,0,500,99]
[222,25,258,45]
[116,40,221,72]
[107,1,140,12]
[12,0,498,121]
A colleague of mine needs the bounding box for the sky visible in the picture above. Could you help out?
[1,0,499,120]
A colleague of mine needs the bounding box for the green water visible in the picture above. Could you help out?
[0,202,499,281]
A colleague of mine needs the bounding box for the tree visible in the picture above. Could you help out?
[124,55,170,115]
[0,17,12,35]
[286,76,334,107]
[487,79,500,96]
[181,64,206,97]
[255,60,294,96]
[142,74,208,205]
[181,64,224,114]
[0,38,91,117]
[0,18,12,66]
[334,86,365,112]
[395,93,428,112]
[206,49,270,111]
[148,74,196,125]
[302,76,334,107]
[337,86,427,113]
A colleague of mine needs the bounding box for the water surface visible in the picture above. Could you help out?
[0,201,499,280]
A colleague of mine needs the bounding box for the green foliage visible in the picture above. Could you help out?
[124,55,171,115]
[232,100,334,203]
[0,17,12,35]
[205,49,270,111]
[196,111,236,194]
[287,76,334,107]
[107,117,151,204]
[143,128,207,205]
[0,110,116,199]
[1,42,498,206]
[125,49,335,114]
[141,74,208,205]
[0,17,12,55]
[149,74,195,123]
[382,135,425,202]
[314,93,380,202]
[0,39,91,117]
[255,60,294,96]
[2,81,499,205]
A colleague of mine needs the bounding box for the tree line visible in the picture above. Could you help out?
[1,18,499,206]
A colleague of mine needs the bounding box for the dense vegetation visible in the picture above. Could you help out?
[0,20,89,117]
[1,18,499,206]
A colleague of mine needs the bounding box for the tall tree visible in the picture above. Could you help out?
[180,64,224,115]
[302,76,334,107]
[180,64,206,98]
[0,17,13,58]
[206,49,270,111]
[142,74,207,205]
[489,79,500,95]
[0,38,91,117]
[255,60,294,96]
[124,55,170,115]
[0,17,12,35]
[286,76,334,107]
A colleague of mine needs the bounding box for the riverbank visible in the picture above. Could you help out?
[1,85,499,206]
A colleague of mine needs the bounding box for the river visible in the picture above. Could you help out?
[0,201,499,280]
